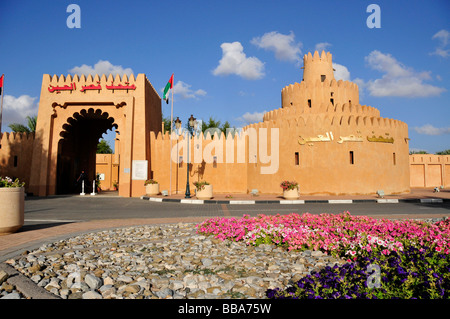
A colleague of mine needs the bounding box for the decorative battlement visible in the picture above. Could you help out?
[44,73,137,85]
[303,50,333,64]
[263,101,380,121]
[257,112,407,130]
[0,132,35,143]
[302,50,335,83]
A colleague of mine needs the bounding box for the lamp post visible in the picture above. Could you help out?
[174,117,182,134]
[185,114,196,198]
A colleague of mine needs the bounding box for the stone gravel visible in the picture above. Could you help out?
[0,222,346,299]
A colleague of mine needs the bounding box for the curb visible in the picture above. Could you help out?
[0,263,60,299]
[141,196,448,205]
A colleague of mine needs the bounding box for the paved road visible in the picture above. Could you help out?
[23,195,450,230]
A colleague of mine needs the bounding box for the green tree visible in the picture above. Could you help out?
[201,116,233,136]
[8,115,37,133]
[162,114,172,133]
[409,150,428,154]
[97,139,113,154]
[436,149,450,155]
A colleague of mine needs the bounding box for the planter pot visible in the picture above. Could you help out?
[0,187,25,235]
[283,188,299,200]
[196,184,213,200]
[145,183,159,195]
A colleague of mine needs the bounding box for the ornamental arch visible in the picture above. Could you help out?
[28,73,162,197]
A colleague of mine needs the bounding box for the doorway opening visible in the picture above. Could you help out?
[56,108,118,194]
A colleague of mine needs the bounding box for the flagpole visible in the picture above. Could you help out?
[169,74,174,195]
[0,74,4,134]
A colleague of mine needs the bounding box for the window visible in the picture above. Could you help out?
[393,153,396,165]
[178,156,183,168]
[349,151,354,165]
[213,156,217,168]
[308,99,311,108]
[349,100,352,107]
[14,156,18,167]
[321,75,326,82]
[330,98,334,106]
[295,152,299,166]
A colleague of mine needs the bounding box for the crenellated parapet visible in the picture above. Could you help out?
[256,112,407,131]
[0,131,35,144]
[264,101,380,122]
[281,78,360,111]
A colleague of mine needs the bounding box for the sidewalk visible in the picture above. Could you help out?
[142,188,450,203]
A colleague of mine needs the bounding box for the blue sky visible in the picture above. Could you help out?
[0,0,449,153]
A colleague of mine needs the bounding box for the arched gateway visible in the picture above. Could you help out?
[28,73,161,197]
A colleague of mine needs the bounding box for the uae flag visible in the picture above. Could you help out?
[0,74,3,95]
[163,74,173,104]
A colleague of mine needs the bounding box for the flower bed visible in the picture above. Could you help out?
[196,212,450,299]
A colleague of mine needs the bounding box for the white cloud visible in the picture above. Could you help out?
[430,29,450,58]
[333,63,350,81]
[315,42,332,52]
[363,50,446,97]
[213,42,265,80]
[251,31,302,62]
[235,111,266,125]
[167,81,206,100]
[1,95,38,130]
[414,124,450,136]
[69,60,134,77]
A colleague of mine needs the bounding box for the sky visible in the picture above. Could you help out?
[0,0,449,153]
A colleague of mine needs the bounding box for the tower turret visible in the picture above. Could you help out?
[302,50,335,83]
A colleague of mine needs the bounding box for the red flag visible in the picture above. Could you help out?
[0,75,3,95]
[163,74,174,104]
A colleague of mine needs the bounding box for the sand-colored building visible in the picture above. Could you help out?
[0,51,432,197]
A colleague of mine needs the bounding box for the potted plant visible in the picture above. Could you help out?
[280,180,299,199]
[194,181,213,200]
[144,179,159,195]
[0,177,25,235]
[113,180,118,191]
[95,174,102,193]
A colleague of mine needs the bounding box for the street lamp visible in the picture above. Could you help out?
[174,117,182,135]
[185,114,197,198]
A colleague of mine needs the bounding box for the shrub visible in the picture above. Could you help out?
[0,176,25,188]
[193,180,210,190]
[144,179,158,185]
[280,181,298,191]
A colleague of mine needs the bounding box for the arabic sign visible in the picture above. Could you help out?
[298,131,394,145]
[48,82,76,93]
[367,136,394,143]
[298,131,334,145]
[48,81,136,93]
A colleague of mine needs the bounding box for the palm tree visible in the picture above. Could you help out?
[97,139,113,154]
[8,115,37,133]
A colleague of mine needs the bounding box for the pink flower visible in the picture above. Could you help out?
[381,249,390,255]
